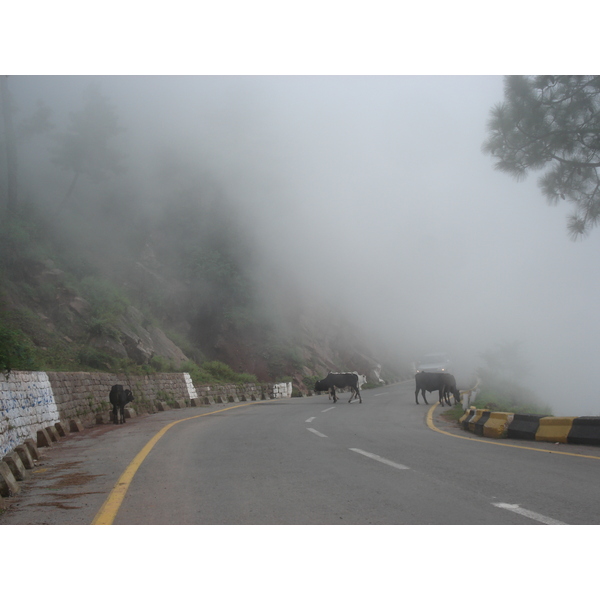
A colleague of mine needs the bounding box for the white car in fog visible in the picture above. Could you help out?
[414,353,452,373]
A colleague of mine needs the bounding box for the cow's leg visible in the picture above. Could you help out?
[121,406,126,424]
[353,386,362,403]
[112,405,118,424]
[416,388,429,404]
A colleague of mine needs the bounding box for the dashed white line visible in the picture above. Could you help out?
[307,428,328,438]
[305,417,316,423]
[321,407,336,413]
[374,392,388,396]
[492,503,566,525]
[349,448,410,470]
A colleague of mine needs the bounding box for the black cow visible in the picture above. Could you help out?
[315,372,362,403]
[109,384,134,424]
[415,372,460,407]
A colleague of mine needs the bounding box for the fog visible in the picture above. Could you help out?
[7,75,600,417]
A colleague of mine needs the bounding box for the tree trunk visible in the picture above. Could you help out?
[55,170,80,215]
[0,76,18,212]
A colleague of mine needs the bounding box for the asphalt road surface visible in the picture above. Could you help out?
[3,380,600,525]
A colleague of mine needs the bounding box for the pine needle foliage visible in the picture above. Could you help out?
[483,75,600,239]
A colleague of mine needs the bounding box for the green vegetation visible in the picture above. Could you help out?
[0,79,398,387]
[195,361,258,385]
[78,276,129,321]
[469,386,552,416]
[443,391,553,423]
[442,404,469,421]
[484,75,600,239]
[0,319,37,376]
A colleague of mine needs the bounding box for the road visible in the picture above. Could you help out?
[3,380,600,525]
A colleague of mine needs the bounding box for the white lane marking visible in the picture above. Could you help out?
[349,448,410,470]
[492,503,567,525]
[321,407,336,413]
[305,417,316,423]
[307,428,328,438]
[374,393,388,396]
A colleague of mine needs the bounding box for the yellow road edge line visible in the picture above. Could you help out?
[426,403,600,461]
[91,398,281,525]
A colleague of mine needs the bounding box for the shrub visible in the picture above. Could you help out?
[77,348,117,371]
[201,360,258,384]
[79,276,129,319]
[0,320,38,375]
[178,360,210,384]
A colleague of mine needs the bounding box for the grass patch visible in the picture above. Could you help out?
[441,404,467,421]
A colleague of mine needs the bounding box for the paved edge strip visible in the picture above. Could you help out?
[91,398,281,525]
[426,404,600,461]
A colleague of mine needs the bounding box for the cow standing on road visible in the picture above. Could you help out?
[415,372,460,406]
[109,384,134,424]
[315,372,363,403]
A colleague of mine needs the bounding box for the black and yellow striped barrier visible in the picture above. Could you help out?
[459,409,600,446]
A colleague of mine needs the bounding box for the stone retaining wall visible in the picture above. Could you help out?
[0,370,292,459]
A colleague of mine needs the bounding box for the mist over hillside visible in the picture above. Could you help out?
[0,76,406,391]
[2,76,600,415]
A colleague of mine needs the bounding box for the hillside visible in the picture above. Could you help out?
[0,78,408,391]
[0,205,406,393]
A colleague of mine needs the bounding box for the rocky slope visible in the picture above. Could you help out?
[0,210,406,393]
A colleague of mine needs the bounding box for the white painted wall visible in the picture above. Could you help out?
[0,372,59,458]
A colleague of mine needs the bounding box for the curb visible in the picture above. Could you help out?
[568,417,600,445]
[483,412,514,438]
[459,408,600,446]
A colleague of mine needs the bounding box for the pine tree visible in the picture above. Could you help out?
[483,75,600,239]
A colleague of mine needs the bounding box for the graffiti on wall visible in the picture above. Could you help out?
[0,372,60,458]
